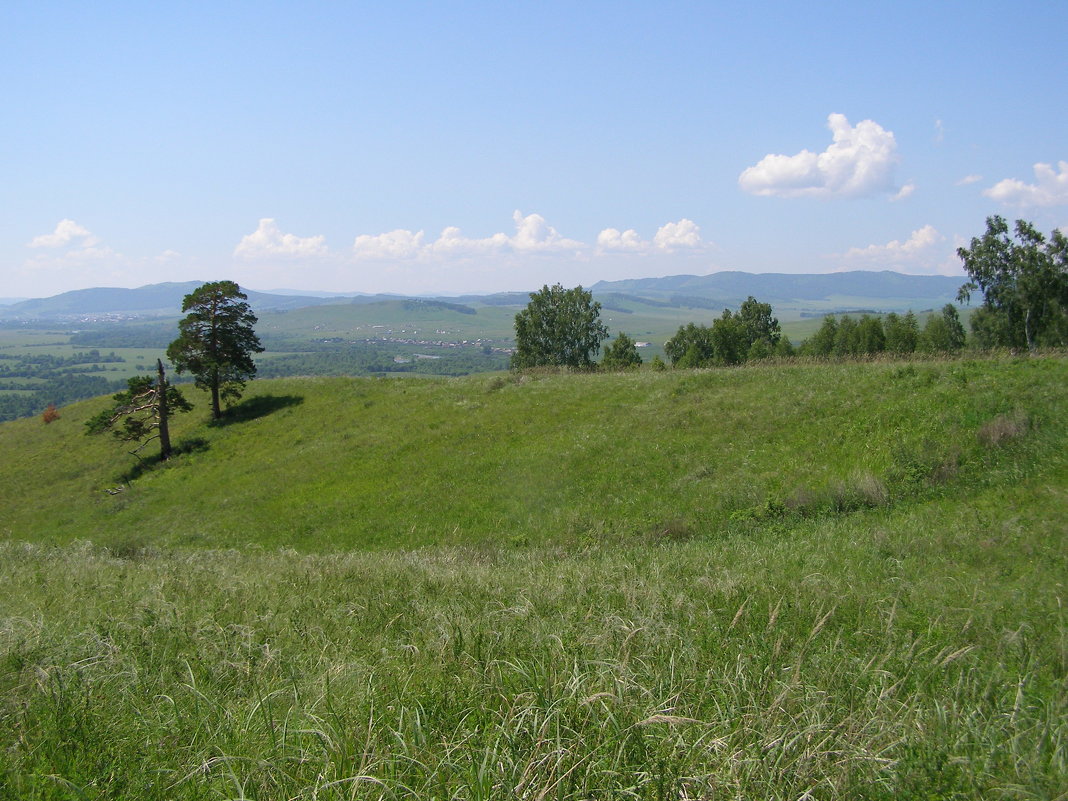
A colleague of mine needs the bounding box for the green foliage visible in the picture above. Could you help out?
[511,284,608,369]
[84,363,192,460]
[600,331,643,369]
[166,281,264,419]
[665,297,780,367]
[883,311,919,354]
[806,315,838,355]
[919,304,968,352]
[957,215,1068,349]
[664,321,714,366]
[737,295,781,350]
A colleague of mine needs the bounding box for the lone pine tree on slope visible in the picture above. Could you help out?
[86,359,192,461]
[167,281,264,420]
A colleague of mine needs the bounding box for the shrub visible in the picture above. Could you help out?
[41,403,60,424]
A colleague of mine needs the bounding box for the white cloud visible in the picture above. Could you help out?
[596,219,705,254]
[653,218,703,251]
[28,219,100,249]
[956,174,982,186]
[738,113,901,199]
[934,119,944,144]
[349,211,583,261]
[983,161,1068,207]
[597,227,648,252]
[234,218,329,260]
[509,210,583,252]
[25,219,118,264]
[428,226,510,256]
[839,225,954,274]
[891,183,916,202]
[353,229,426,260]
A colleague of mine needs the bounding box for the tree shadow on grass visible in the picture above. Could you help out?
[212,394,305,426]
[118,436,210,483]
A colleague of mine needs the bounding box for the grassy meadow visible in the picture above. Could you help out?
[0,355,1065,798]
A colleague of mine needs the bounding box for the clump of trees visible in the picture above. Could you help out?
[664,296,791,367]
[512,284,608,369]
[601,332,643,370]
[957,215,1068,349]
[87,280,264,462]
[801,305,967,357]
[167,281,264,419]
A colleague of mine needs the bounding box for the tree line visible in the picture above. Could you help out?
[511,216,1068,370]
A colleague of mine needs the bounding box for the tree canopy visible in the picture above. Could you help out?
[665,297,784,367]
[166,281,264,419]
[957,216,1068,349]
[86,359,191,461]
[601,332,643,370]
[511,284,608,369]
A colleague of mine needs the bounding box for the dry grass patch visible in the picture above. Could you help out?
[977,412,1029,448]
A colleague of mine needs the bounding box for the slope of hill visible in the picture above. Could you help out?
[1,357,1064,798]
[1,356,1063,550]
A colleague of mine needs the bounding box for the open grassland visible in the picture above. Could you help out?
[0,356,1065,798]
[1,356,1064,551]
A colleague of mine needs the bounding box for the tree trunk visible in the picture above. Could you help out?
[157,359,172,460]
[211,368,221,419]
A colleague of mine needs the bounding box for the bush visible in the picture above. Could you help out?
[41,403,60,424]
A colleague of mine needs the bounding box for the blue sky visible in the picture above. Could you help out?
[3,1,1066,297]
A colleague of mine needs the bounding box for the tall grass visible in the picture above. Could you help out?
[0,354,1065,798]
[1,496,1064,798]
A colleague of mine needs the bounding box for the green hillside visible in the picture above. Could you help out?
[1,356,1065,798]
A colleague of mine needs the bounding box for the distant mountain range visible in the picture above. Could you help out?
[591,271,965,307]
[0,282,367,321]
[0,271,968,322]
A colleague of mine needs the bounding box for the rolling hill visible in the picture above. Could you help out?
[0,355,1065,798]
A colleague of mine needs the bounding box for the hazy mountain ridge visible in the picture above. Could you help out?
[591,270,965,307]
[0,271,969,322]
[0,282,367,320]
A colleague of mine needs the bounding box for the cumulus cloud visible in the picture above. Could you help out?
[838,225,951,273]
[28,219,100,249]
[653,219,703,251]
[956,174,982,186]
[349,211,584,261]
[428,226,510,256]
[738,113,901,199]
[597,228,649,252]
[353,229,426,260]
[234,218,329,260]
[25,219,118,263]
[983,161,1068,206]
[596,219,705,254]
[509,210,583,252]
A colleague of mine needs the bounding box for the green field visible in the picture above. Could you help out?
[1,355,1065,798]
[0,294,974,425]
